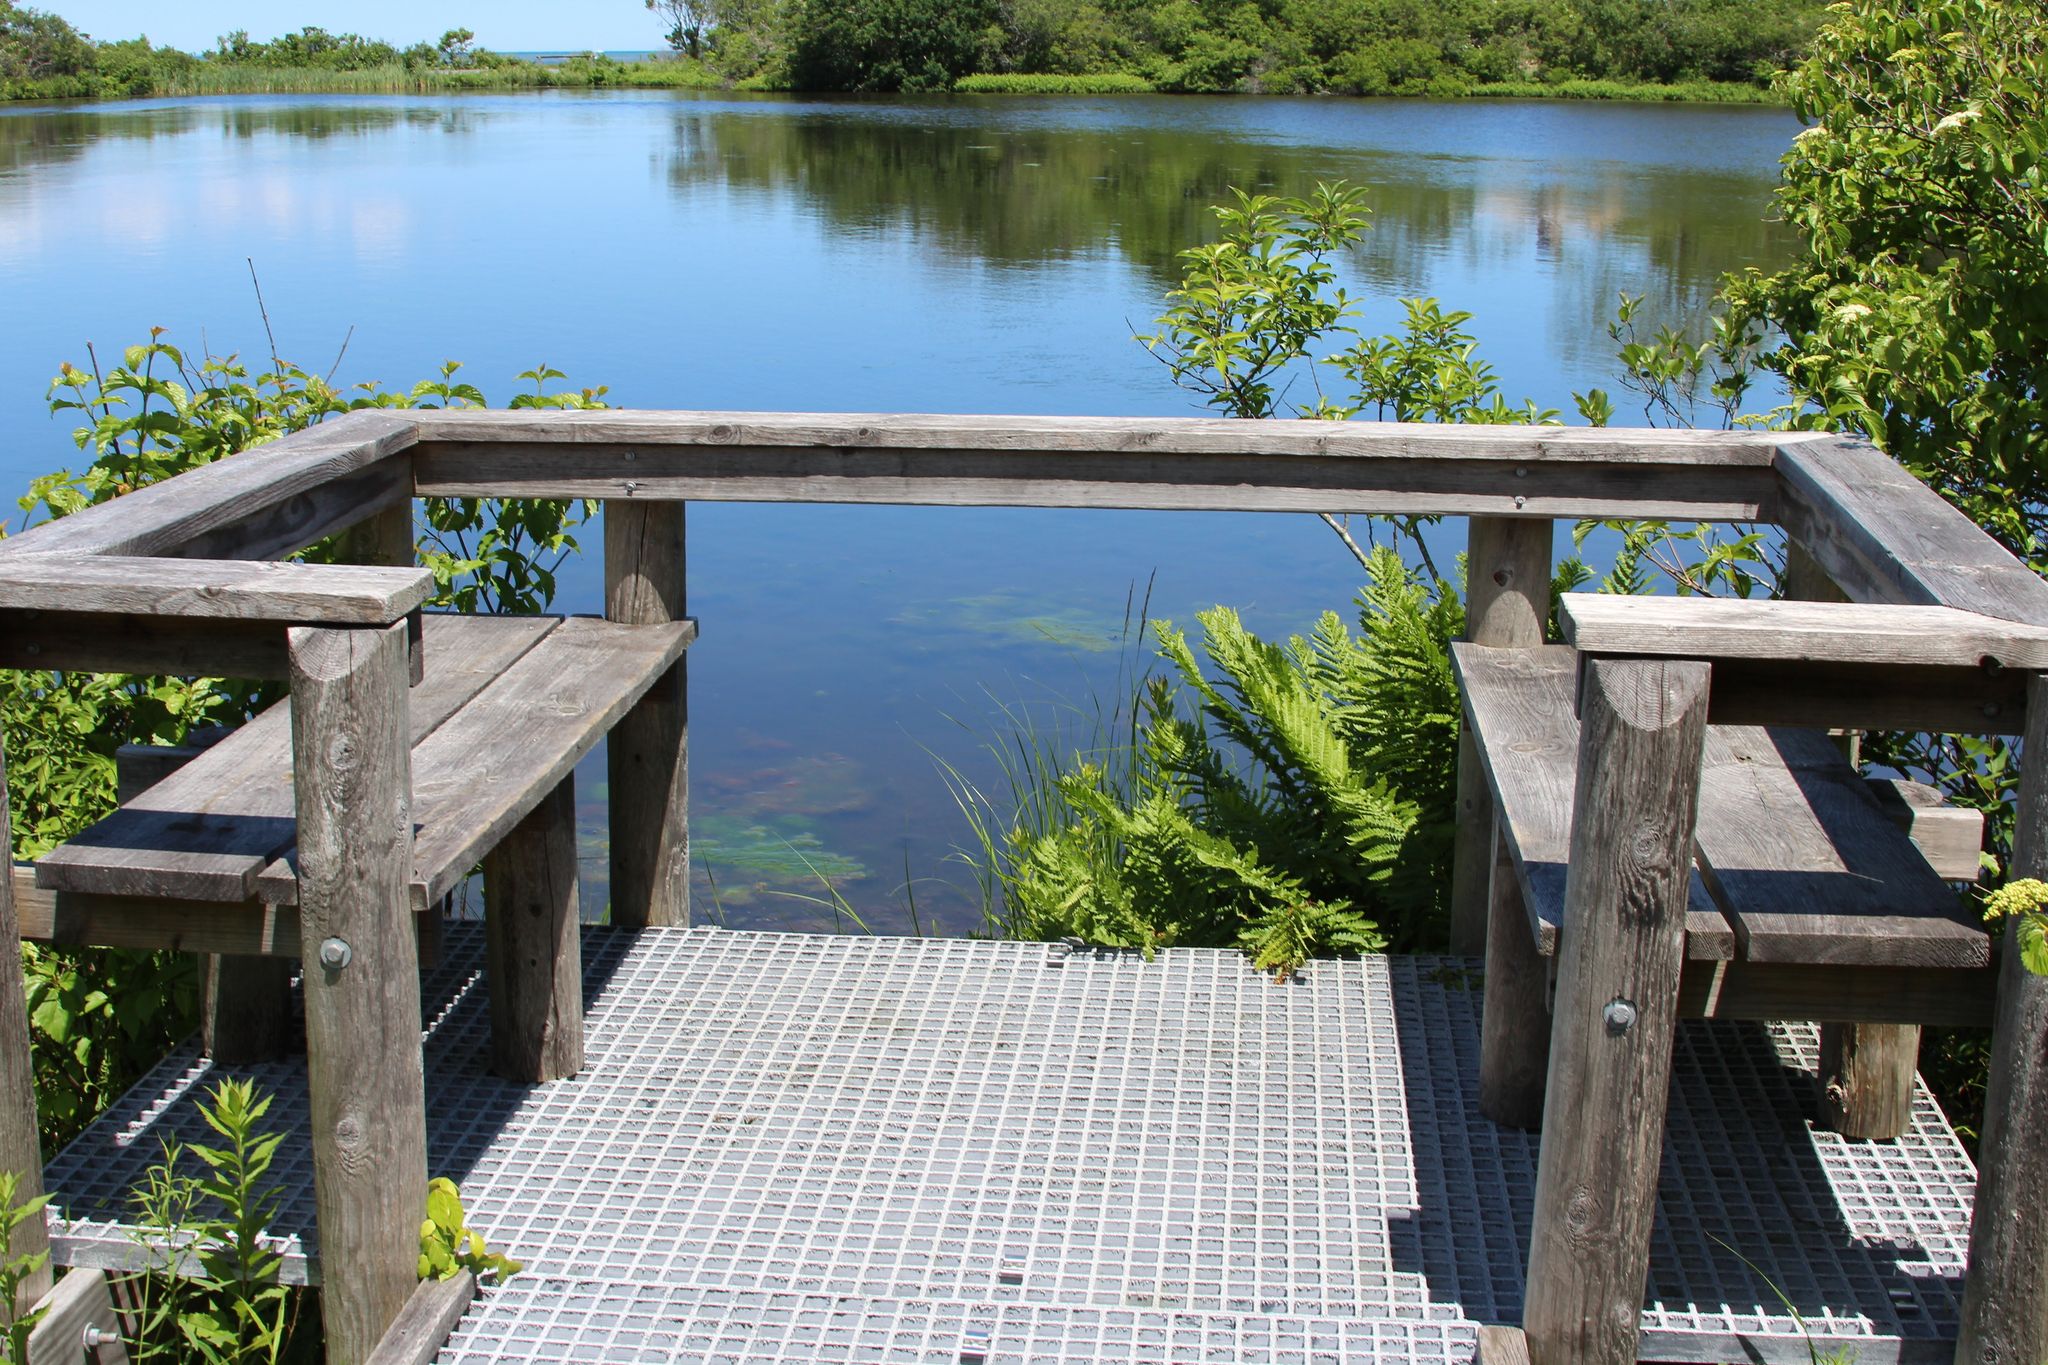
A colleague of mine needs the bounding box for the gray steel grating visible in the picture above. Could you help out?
[42,929,1978,1363]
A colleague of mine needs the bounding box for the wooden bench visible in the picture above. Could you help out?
[1453,641,1991,1134]
[23,611,693,1077]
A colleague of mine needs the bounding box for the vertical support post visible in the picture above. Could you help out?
[1451,516,1553,955]
[1480,825,1551,1129]
[340,501,415,571]
[289,621,427,1365]
[0,742,53,1315]
[1786,541,1918,1139]
[482,776,584,1082]
[1955,671,2048,1365]
[1524,657,1709,1365]
[605,501,689,928]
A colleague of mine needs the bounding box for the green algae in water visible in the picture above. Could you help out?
[891,591,1128,653]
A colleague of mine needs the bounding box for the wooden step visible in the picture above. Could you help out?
[1451,643,1988,969]
[35,614,693,911]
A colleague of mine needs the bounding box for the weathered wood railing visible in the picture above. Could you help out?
[0,409,2042,1365]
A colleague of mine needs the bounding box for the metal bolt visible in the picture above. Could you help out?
[623,449,637,461]
[1514,494,1527,509]
[318,937,353,971]
[1603,998,1638,1035]
[83,1324,114,1349]
[1515,465,1528,478]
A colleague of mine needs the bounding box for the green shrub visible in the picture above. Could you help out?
[953,71,1155,92]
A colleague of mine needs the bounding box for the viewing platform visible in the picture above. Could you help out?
[1,410,2043,1365]
[44,926,1978,1364]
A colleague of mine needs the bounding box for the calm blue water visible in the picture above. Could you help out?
[0,90,1801,931]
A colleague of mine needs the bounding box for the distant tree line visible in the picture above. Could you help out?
[4,0,1822,100]
[694,0,1825,93]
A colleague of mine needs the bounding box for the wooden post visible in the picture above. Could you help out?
[1480,825,1551,1129]
[482,776,583,1082]
[1451,516,1553,955]
[339,502,415,571]
[1524,657,1710,1365]
[1786,541,1920,1140]
[1955,671,2048,1365]
[0,741,53,1315]
[289,621,427,1365]
[604,501,688,928]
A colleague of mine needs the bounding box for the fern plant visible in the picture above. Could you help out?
[983,546,1464,977]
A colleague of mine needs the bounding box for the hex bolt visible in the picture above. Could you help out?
[83,1324,114,1349]
[1604,998,1638,1035]
[318,937,353,971]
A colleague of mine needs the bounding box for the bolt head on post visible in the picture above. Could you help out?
[318,937,353,972]
[1603,998,1638,1035]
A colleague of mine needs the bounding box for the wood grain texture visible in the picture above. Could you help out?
[1956,671,2048,1365]
[1449,516,1554,956]
[1524,657,1710,1365]
[0,411,418,561]
[362,1271,475,1365]
[1696,657,2029,735]
[339,498,416,569]
[1558,594,2048,670]
[13,866,298,954]
[114,728,233,804]
[1816,1021,1919,1140]
[38,615,560,902]
[0,555,430,624]
[605,502,690,929]
[288,620,427,1365]
[1479,824,1552,1130]
[1787,537,1921,1144]
[416,440,1775,521]
[1675,960,1992,1026]
[1866,778,1984,882]
[1691,727,1987,968]
[1450,644,1734,959]
[175,458,412,565]
[25,1267,127,1364]
[1475,1324,1532,1365]
[0,746,51,1314]
[0,612,292,679]
[1775,435,2048,627]
[412,407,1790,459]
[403,616,696,908]
[483,777,584,1082]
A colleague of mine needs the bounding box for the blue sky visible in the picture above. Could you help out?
[51,2,662,53]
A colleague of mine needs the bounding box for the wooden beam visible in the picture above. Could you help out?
[175,458,413,564]
[1689,657,2028,735]
[1558,595,2048,670]
[1451,516,1553,955]
[363,1272,475,1365]
[25,1267,127,1364]
[1674,959,1992,1027]
[1524,657,1709,1365]
[483,776,584,1082]
[13,867,298,954]
[1479,823,1551,1130]
[0,556,431,625]
[1957,671,2048,1363]
[0,746,52,1316]
[1866,778,1984,883]
[289,621,427,1365]
[605,502,691,928]
[1773,435,2048,627]
[409,412,1783,520]
[0,612,291,679]
[0,411,418,561]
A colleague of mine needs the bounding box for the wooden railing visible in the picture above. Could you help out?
[0,410,2043,1365]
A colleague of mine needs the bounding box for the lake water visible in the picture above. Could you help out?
[0,90,1801,933]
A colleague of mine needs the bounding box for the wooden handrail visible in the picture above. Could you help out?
[1558,595,2048,670]
[0,555,431,624]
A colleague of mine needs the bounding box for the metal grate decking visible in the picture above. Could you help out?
[43,928,1977,1363]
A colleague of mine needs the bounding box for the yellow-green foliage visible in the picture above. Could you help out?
[419,1178,521,1283]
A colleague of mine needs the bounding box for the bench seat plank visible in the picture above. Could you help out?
[1451,642,1988,969]
[35,615,561,901]
[1694,726,1988,968]
[255,615,698,907]
[1453,644,1735,960]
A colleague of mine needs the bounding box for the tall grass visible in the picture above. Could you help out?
[936,579,1159,938]
[1468,77,1781,103]
[954,73,1157,94]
